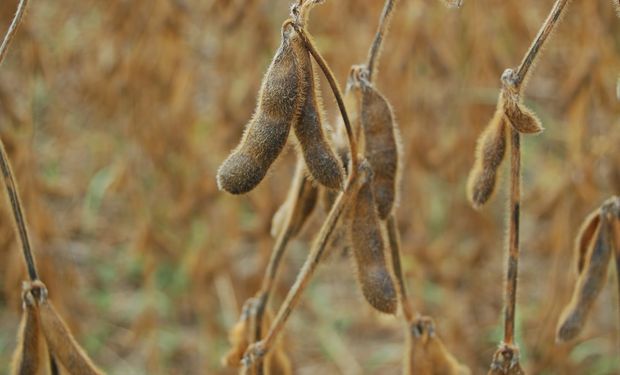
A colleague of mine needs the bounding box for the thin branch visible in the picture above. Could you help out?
[512,0,570,88]
[386,214,414,322]
[503,129,520,345]
[497,0,570,350]
[366,0,398,83]
[0,0,37,281]
[242,172,358,369]
[0,0,29,67]
[289,22,359,178]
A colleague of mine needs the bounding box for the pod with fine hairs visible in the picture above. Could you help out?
[348,161,397,314]
[502,96,543,135]
[574,208,601,274]
[217,25,307,194]
[556,209,614,342]
[351,67,400,220]
[270,159,318,239]
[292,44,345,190]
[466,105,507,209]
[404,317,470,375]
[37,292,104,375]
[10,282,50,375]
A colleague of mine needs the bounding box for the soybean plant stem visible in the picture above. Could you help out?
[386,215,414,322]
[243,173,356,369]
[513,0,570,88]
[503,129,520,346]
[366,0,398,83]
[0,0,37,281]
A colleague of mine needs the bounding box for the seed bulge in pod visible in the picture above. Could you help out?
[293,46,344,190]
[348,161,397,314]
[217,26,307,194]
[359,81,400,220]
[556,211,613,342]
[466,106,507,209]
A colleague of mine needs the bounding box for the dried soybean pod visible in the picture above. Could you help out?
[222,300,253,368]
[404,317,470,375]
[503,98,543,134]
[270,159,318,238]
[466,107,508,209]
[575,208,601,274]
[556,211,613,342]
[38,298,104,375]
[359,79,400,219]
[10,284,48,375]
[217,24,307,194]
[348,161,397,314]
[293,45,345,190]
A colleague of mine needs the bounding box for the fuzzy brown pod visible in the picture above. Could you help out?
[217,25,307,194]
[270,159,318,238]
[347,160,397,314]
[319,132,350,213]
[556,209,614,342]
[10,282,50,375]
[404,317,470,375]
[488,344,524,375]
[35,286,104,375]
[293,43,345,190]
[502,96,543,134]
[574,209,601,274]
[466,106,508,209]
[223,299,291,375]
[349,68,400,219]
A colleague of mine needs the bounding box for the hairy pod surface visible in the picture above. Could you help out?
[556,212,613,342]
[217,26,307,194]
[348,161,397,314]
[357,79,400,219]
[293,46,345,190]
[503,98,543,134]
[467,107,507,209]
[575,209,601,274]
[10,287,48,375]
[38,298,104,375]
[404,317,470,375]
[270,160,318,238]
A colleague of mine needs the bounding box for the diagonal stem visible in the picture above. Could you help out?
[512,0,570,88]
[0,0,38,281]
[366,0,398,83]
[242,173,357,370]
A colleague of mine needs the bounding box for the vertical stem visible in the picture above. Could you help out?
[513,0,569,87]
[0,0,37,281]
[366,0,398,83]
[503,129,520,345]
[387,214,414,323]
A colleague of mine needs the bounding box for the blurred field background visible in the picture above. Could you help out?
[0,0,619,374]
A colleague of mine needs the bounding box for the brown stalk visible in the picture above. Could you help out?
[0,0,38,282]
[366,0,399,83]
[242,166,359,370]
[386,214,414,323]
[511,0,570,89]
[490,0,571,370]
